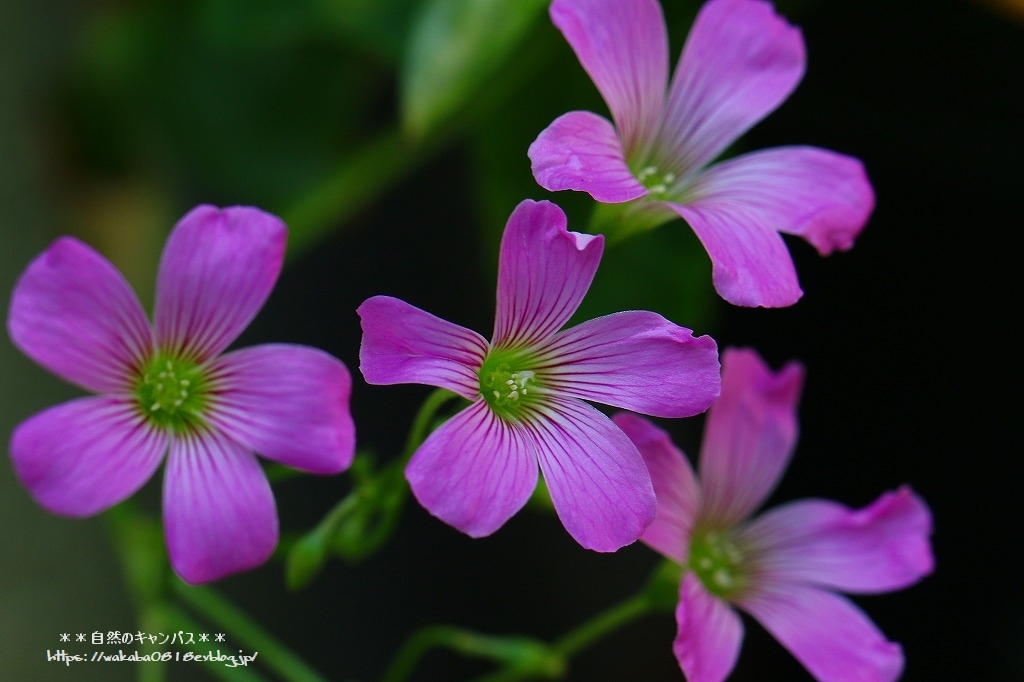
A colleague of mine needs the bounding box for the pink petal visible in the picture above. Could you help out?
[357,295,488,401]
[8,237,152,393]
[662,0,805,173]
[531,397,655,552]
[698,348,804,527]
[528,111,648,203]
[738,487,934,594]
[612,413,699,564]
[688,146,875,255]
[153,205,286,361]
[541,310,720,418]
[549,0,668,153]
[163,430,278,584]
[739,583,904,682]
[207,344,355,475]
[492,200,603,348]
[10,397,167,516]
[406,400,538,538]
[667,199,803,307]
[674,572,744,682]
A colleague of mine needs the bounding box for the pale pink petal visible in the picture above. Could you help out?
[406,401,538,538]
[699,348,804,527]
[738,487,934,594]
[668,199,803,307]
[154,205,286,361]
[540,310,720,418]
[549,0,667,153]
[207,344,355,475]
[8,237,152,393]
[530,397,655,552]
[10,397,167,517]
[163,430,278,584]
[492,200,603,347]
[612,413,699,564]
[674,572,744,682]
[358,295,488,401]
[662,0,805,173]
[739,583,904,682]
[529,111,648,203]
[687,146,874,255]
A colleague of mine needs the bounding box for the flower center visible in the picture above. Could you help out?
[636,165,677,197]
[134,352,211,432]
[688,529,748,599]
[478,349,542,420]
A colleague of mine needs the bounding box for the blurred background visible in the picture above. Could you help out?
[1,0,1020,679]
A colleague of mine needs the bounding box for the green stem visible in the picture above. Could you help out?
[400,388,460,465]
[164,605,266,681]
[383,594,651,682]
[280,128,431,262]
[381,626,560,682]
[379,625,459,682]
[173,581,328,682]
[589,199,677,247]
[380,584,661,682]
[471,592,652,682]
[552,591,651,659]
[337,388,459,557]
[105,503,171,682]
[287,389,460,584]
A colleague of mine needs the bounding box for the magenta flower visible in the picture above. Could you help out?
[8,205,356,584]
[614,348,932,681]
[529,0,875,308]
[358,199,720,551]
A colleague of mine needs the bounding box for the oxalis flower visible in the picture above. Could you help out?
[529,0,875,308]
[8,205,355,584]
[614,348,933,682]
[358,199,720,551]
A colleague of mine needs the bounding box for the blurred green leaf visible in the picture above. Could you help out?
[311,0,423,64]
[285,527,329,591]
[68,0,394,208]
[401,0,548,139]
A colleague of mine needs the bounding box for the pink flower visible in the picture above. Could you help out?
[614,348,933,682]
[529,0,875,308]
[8,205,356,584]
[358,199,720,551]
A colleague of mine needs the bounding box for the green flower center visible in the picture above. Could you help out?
[688,528,748,599]
[134,352,211,432]
[478,349,542,420]
[635,165,677,197]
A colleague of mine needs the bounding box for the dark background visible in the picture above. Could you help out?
[1,0,1020,680]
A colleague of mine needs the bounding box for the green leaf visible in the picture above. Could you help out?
[401,0,548,139]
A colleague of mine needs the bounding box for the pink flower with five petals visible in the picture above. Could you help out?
[358,199,720,551]
[614,348,933,681]
[530,0,875,307]
[8,205,356,583]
